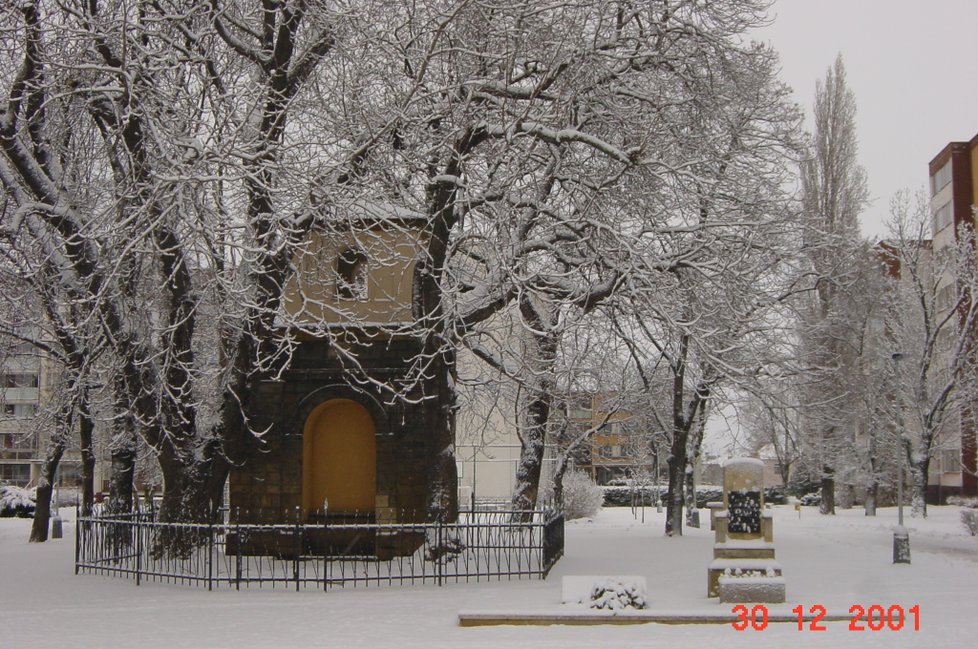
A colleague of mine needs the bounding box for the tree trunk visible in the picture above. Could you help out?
[150,448,226,559]
[106,400,138,515]
[511,423,546,514]
[78,398,96,516]
[684,464,697,526]
[423,347,459,526]
[778,462,792,491]
[551,454,570,513]
[107,446,136,515]
[510,296,558,518]
[29,440,66,543]
[511,378,554,515]
[664,440,686,536]
[416,157,464,528]
[864,482,877,516]
[684,400,708,526]
[910,456,929,518]
[819,467,836,515]
[864,430,880,516]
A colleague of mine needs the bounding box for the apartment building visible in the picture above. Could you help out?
[0,338,97,490]
[0,341,49,486]
[567,393,657,486]
[926,133,978,500]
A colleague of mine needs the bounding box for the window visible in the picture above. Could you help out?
[936,283,956,313]
[2,403,37,417]
[336,248,368,300]
[2,373,39,388]
[1,433,34,450]
[0,463,30,484]
[57,463,83,486]
[596,444,623,458]
[941,449,960,473]
[932,202,953,234]
[931,161,952,195]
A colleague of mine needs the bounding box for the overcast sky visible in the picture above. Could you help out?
[758,0,978,239]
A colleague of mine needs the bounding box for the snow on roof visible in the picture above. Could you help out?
[721,457,765,469]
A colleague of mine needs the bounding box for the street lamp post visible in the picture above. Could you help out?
[891,352,911,564]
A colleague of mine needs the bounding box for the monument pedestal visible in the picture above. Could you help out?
[706,458,785,603]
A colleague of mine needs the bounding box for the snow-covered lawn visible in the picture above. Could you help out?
[1,505,975,648]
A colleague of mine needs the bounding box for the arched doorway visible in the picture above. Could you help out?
[302,399,376,517]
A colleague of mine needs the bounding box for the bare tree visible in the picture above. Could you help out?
[0,227,102,540]
[340,0,800,523]
[0,1,342,529]
[882,194,978,517]
[798,55,871,514]
[740,382,804,490]
[1,1,802,542]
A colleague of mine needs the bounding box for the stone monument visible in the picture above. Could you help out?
[707,458,785,603]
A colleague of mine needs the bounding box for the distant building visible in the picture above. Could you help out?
[926,133,978,500]
[456,388,662,502]
[454,361,546,505]
[568,393,657,486]
[0,338,100,489]
[0,341,44,486]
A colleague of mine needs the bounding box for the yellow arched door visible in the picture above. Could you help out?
[302,399,376,516]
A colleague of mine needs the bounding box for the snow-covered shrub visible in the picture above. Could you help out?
[589,578,647,610]
[962,510,978,536]
[540,470,604,520]
[557,470,604,520]
[764,486,787,505]
[0,485,36,518]
[947,496,978,508]
[799,492,821,507]
[601,485,658,507]
[601,485,724,508]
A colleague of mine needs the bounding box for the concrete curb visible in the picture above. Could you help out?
[458,610,853,627]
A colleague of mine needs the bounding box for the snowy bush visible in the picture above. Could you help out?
[764,486,788,505]
[799,492,821,507]
[0,485,36,518]
[962,510,978,536]
[601,485,724,508]
[589,579,647,610]
[540,470,604,520]
[601,485,661,507]
[947,496,978,509]
[559,470,605,520]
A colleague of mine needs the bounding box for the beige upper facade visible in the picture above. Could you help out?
[283,208,427,329]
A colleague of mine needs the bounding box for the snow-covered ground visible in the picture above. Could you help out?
[1,505,975,649]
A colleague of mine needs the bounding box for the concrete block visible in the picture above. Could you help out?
[718,576,786,604]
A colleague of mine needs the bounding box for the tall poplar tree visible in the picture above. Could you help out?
[799,55,870,514]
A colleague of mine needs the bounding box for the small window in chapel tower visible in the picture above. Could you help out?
[337,248,368,300]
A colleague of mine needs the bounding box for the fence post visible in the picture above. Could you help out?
[135,519,142,587]
[74,507,81,575]
[235,508,241,591]
[321,514,328,593]
[437,521,443,587]
[208,522,214,592]
[294,506,301,592]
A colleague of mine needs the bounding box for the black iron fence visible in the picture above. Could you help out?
[75,509,564,591]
